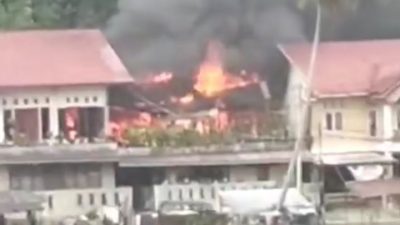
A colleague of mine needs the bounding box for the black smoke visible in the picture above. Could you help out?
[105,0,400,100]
[105,0,304,88]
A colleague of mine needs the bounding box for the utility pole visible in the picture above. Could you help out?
[276,0,321,215]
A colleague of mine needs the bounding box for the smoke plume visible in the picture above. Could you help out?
[105,0,305,79]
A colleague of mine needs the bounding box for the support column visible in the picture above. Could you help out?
[382,104,394,209]
[103,106,109,137]
[49,107,59,139]
[382,104,394,141]
[0,109,4,143]
[382,104,394,174]
[37,108,42,143]
[296,151,303,192]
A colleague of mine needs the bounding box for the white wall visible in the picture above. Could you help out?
[0,85,107,109]
[0,162,126,219]
[285,67,307,138]
[0,85,108,142]
[153,181,276,211]
[38,186,132,219]
[101,163,116,188]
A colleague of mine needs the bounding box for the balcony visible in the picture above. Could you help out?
[0,142,119,165]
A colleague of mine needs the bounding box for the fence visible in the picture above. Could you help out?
[37,186,132,219]
[153,181,277,211]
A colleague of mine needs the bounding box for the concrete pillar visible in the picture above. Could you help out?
[0,109,4,143]
[382,104,394,209]
[103,106,109,136]
[382,104,394,140]
[37,108,42,142]
[101,163,116,188]
[0,166,9,191]
[49,107,59,138]
[296,152,303,192]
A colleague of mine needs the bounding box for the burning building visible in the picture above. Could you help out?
[108,40,279,146]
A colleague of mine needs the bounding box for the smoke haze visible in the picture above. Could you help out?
[105,0,400,99]
[105,0,304,79]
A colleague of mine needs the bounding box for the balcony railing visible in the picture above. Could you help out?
[37,186,132,219]
[153,181,277,211]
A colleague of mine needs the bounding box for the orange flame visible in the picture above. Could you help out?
[139,72,173,85]
[171,93,195,105]
[194,41,259,98]
[178,93,194,104]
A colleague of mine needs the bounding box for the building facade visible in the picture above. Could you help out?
[0,29,134,220]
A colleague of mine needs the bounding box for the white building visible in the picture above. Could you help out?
[0,29,133,220]
[0,29,132,145]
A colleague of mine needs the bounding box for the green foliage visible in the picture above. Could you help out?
[0,0,33,29]
[0,0,117,29]
[122,127,234,150]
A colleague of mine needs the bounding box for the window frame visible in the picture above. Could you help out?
[369,110,377,137]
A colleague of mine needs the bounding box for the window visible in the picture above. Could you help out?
[101,193,107,205]
[326,112,343,131]
[77,194,83,206]
[369,110,377,137]
[114,193,120,205]
[325,113,333,130]
[334,112,343,130]
[256,165,269,181]
[89,193,95,205]
[48,196,53,210]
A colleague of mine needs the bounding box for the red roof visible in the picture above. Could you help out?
[280,40,400,98]
[0,29,133,88]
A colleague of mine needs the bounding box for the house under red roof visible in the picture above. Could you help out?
[0,29,133,88]
[280,40,400,99]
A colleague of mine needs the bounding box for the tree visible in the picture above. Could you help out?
[0,0,33,29]
[31,0,61,28]
[0,0,117,29]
